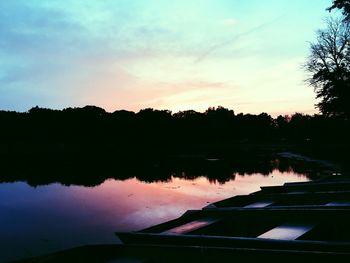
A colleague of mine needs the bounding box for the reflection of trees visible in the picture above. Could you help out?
[0,153,325,187]
[0,105,346,187]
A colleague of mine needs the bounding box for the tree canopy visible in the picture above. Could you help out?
[328,0,350,21]
[304,18,350,118]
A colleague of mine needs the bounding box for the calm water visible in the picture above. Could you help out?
[0,167,311,262]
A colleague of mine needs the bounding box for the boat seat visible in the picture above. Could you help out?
[325,201,350,206]
[257,222,316,240]
[161,218,219,235]
[243,201,274,208]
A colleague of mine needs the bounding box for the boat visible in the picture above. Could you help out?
[115,176,350,261]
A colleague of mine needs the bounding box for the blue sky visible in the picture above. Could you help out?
[0,0,335,115]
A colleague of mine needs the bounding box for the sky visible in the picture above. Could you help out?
[0,0,336,116]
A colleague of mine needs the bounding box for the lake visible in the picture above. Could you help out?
[0,156,321,262]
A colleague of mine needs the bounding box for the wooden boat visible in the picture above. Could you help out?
[255,180,350,195]
[205,190,350,209]
[116,176,350,261]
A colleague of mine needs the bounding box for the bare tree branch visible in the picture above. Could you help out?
[304,18,350,118]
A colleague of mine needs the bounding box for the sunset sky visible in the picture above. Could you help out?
[0,0,336,116]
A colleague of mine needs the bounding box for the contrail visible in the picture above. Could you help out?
[193,15,285,63]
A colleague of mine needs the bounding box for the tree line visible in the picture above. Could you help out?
[0,105,348,148]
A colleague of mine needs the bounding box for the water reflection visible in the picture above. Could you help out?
[0,155,328,187]
[0,169,309,262]
[0,154,334,262]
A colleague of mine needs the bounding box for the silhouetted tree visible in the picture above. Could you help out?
[205,106,234,118]
[328,0,350,21]
[173,110,201,119]
[173,110,204,143]
[204,106,235,140]
[276,115,289,136]
[304,18,350,119]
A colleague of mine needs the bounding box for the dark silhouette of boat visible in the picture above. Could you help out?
[116,176,350,262]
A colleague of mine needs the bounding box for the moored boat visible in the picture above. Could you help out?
[115,176,350,261]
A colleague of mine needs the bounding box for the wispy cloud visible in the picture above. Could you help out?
[193,15,285,63]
